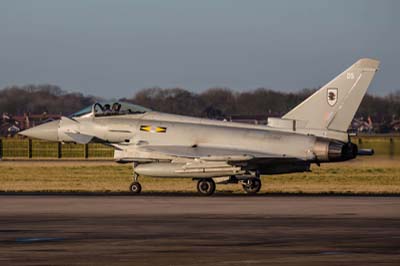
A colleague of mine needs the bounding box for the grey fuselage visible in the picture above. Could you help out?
[80,113,313,155]
[59,111,354,176]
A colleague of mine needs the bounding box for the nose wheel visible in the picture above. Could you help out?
[129,181,142,194]
[129,168,142,194]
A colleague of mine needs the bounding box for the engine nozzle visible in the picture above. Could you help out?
[313,139,358,162]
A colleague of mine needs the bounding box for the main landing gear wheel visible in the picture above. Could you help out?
[130,182,142,194]
[242,178,261,194]
[197,178,216,196]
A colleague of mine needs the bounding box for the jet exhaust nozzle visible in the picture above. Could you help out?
[328,141,358,161]
[313,139,358,162]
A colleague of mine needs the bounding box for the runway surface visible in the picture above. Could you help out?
[1,195,400,265]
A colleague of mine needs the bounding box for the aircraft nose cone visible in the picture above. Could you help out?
[19,120,59,141]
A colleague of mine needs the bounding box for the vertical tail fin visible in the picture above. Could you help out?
[282,58,380,133]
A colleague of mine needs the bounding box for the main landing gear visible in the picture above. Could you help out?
[194,175,262,196]
[242,178,262,194]
[196,178,216,196]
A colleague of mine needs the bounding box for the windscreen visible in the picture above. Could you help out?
[71,102,151,117]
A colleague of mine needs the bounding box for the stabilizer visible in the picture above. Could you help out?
[282,58,380,133]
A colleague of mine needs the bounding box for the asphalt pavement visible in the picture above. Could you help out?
[0,195,399,265]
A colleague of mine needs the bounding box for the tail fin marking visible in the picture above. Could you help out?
[282,58,380,133]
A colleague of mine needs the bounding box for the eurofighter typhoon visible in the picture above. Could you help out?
[20,59,379,195]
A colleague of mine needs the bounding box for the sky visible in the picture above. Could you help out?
[0,0,399,98]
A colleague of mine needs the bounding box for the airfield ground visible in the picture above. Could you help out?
[1,157,400,265]
[0,156,399,194]
[0,195,399,265]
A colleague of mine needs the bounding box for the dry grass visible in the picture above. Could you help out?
[0,157,399,194]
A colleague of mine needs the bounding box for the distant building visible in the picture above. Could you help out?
[350,116,373,133]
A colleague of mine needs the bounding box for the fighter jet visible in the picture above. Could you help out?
[19,58,379,195]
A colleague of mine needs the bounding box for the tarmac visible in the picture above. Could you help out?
[0,195,399,265]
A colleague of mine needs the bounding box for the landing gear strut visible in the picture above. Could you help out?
[130,164,142,194]
[196,178,216,196]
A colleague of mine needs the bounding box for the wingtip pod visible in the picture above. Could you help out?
[355,58,380,71]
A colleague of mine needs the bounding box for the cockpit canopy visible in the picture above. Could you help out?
[71,102,151,118]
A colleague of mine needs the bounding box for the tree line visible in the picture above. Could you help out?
[1,84,399,122]
[0,85,98,115]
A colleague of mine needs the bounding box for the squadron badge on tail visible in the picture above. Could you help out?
[327,88,338,106]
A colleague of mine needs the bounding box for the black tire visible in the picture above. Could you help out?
[196,179,216,196]
[242,178,261,194]
[129,182,142,194]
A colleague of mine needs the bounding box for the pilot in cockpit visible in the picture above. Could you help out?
[112,103,121,114]
[103,104,112,115]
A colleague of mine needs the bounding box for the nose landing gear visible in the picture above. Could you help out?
[129,180,142,194]
[129,165,142,194]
